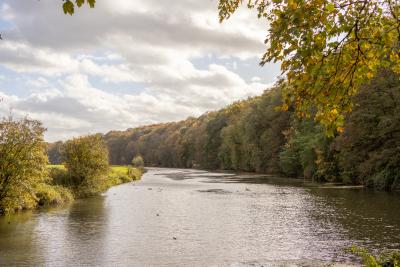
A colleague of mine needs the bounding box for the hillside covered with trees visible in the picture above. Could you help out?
[48,70,400,190]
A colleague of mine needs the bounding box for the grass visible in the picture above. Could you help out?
[110,165,129,172]
[47,164,65,170]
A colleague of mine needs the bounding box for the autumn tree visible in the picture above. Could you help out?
[219,0,400,135]
[0,116,48,213]
[63,134,109,196]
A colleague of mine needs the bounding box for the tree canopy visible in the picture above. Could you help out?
[0,116,48,213]
[63,134,110,196]
[219,0,400,135]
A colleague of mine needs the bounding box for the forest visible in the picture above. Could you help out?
[47,70,400,190]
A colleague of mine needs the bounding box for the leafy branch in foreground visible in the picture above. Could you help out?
[219,0,400,136]
[62,0,96,15]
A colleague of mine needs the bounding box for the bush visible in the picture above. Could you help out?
[48,167,70,186]
[35,184,74,206]
[108,166,142,185]
[131,155,145,171]
[109,166,131,184]
[128,167,142,180]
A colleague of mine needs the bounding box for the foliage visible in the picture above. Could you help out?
[279,118,335,181]
[131,155,145,171]
[127,167,142,181]
[220,88,291,172]
[48,164,142,197]
[218,0,400,134]
[35,183,74,206]
[47,165,70,187]
[0,116,48,213]
[109,166,142,184]
[348,246,400,267]
[335,70,400,189]
[62,134,110,197]
[62,0,96,15]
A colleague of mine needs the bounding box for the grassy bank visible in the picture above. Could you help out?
[104,165,143,189]
[11,165,143,213]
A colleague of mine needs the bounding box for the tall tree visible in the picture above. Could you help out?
[0,116,48,213]
[63,134,109,196]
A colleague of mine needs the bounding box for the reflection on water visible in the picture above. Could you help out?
[0,168,399,266]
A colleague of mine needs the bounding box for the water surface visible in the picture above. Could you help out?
[1,168,400,266]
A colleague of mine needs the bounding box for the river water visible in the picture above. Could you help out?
[0,168,400,266]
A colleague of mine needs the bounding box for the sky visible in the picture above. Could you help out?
[0,0,280,141]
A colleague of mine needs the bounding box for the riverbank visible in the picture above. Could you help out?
[1,165,143,215]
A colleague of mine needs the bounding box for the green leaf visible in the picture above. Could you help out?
[326,3,334,12]
[87,0,96,8]
[63,1,75,15]
[76,0,84,8]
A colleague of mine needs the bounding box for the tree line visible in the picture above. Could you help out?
[47,70,400,190]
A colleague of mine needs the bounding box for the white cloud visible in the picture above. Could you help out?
[0,0,278,141]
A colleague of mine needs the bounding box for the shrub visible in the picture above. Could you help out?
[131,155,145,171]
[109,166,131,184]
[35,184,73,206]
[128,167,142,180]
[48,167,70,186]
[108,166,142,185]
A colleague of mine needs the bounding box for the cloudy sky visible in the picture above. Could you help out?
[0,0,280,141]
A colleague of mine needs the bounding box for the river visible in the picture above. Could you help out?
[0,168,400,266]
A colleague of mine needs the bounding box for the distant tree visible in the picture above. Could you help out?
[279,119,325,179]
[63,134,109,196]
[62,0,96,15]
[131,155,145,171]
[0,116,48,213]
[219,0,400,134]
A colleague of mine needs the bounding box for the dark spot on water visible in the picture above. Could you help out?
[197,189,232,194]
